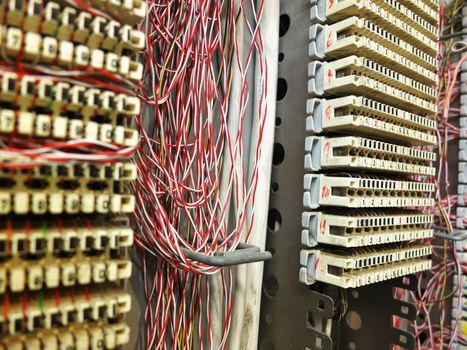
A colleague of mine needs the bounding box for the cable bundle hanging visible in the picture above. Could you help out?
[133,0,268,348]
[134,0,268,272]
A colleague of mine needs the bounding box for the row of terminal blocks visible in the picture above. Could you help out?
[0,163,137,214]
[0,287,130,335]
[1,25,142,80]
[0,110,138,146]
[0,191,135,215]
[2,0,146,28]
[0,322,130,350]
[0,221,133,258]
[0,256,131,292]
[2,0,145,46]
[0,162,137,180]
[0,73,141,116]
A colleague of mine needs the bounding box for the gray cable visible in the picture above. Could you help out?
[181,243,273,266]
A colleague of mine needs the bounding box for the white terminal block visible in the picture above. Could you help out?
[0,258,133,292]
[303,174,435,209]
[306,97,436,145]
[453,296,467,312]
[309,18,437,85]
[457,183,467,202]
[304,136,435,176]
[309,0,437,54]
[461,94,467,106]
[0,192,135,215]
[455,232,467,251]
[455,253,467,265]
[457,208,467,229]
[453,273,467,293]
[461,95,467,117]
[0,72,142,117]
[462,78,467,94]
[460,140,467,162]
[299,245,432,288]
[0,26,143,81]
[302,211,433,248]
[464,49,467,199]
[460,116,467,128]
[308,58,436,115]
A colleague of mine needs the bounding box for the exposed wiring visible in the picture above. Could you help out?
[132,0,268,348]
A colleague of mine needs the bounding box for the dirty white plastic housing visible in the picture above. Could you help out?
[303,174,434,209]
[302,211,433,247]
[306,96,436,145]
[304,135,436,175]
[299,245,432,288]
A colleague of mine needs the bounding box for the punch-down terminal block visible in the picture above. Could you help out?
[308,57,436,115]
[301,211,433,248]
[0,162,137,215]
[305,136,435,175]
[459,163,467,185]
[304,175,435,209]
[303,0,437,288]
[0,216,134,260]
[299,245,432,288]
[452,254,467,342]
[308,17,437,85]
[0,73,140,146]
[0,287,130,335]
[0,322,130,350]
[0,216,134,292]
[306,97,436,145]
[309,0,438,52]
[0,0,145,81]
[0,255,132,293]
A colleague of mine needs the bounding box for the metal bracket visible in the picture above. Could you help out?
[181,242,272,266]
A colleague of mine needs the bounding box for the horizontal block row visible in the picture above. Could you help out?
[309,19,436,85]
[1,26,142,81]
[0,287,130,335]
[4,0,144,50]
[304,174,434,209]
[300,247,431,288]
[396,0,438,24]
[302,211,433,247]
[305,136,435,175]
[310,0,437,47]
[0,192,135,215]
[0,257,131,293]
[0,322,129,350]
[306,97,436,145]
[308,59,436,115]
[0,110,138,146]
[0,162,136,181]
[0,72,140,117]
[0,223,133,259]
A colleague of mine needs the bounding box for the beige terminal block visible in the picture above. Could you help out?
[304,135,436,176]
[303,174,435,209]
[300,246,433,288]
[306,96,436,145]
[301,211,434,247]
